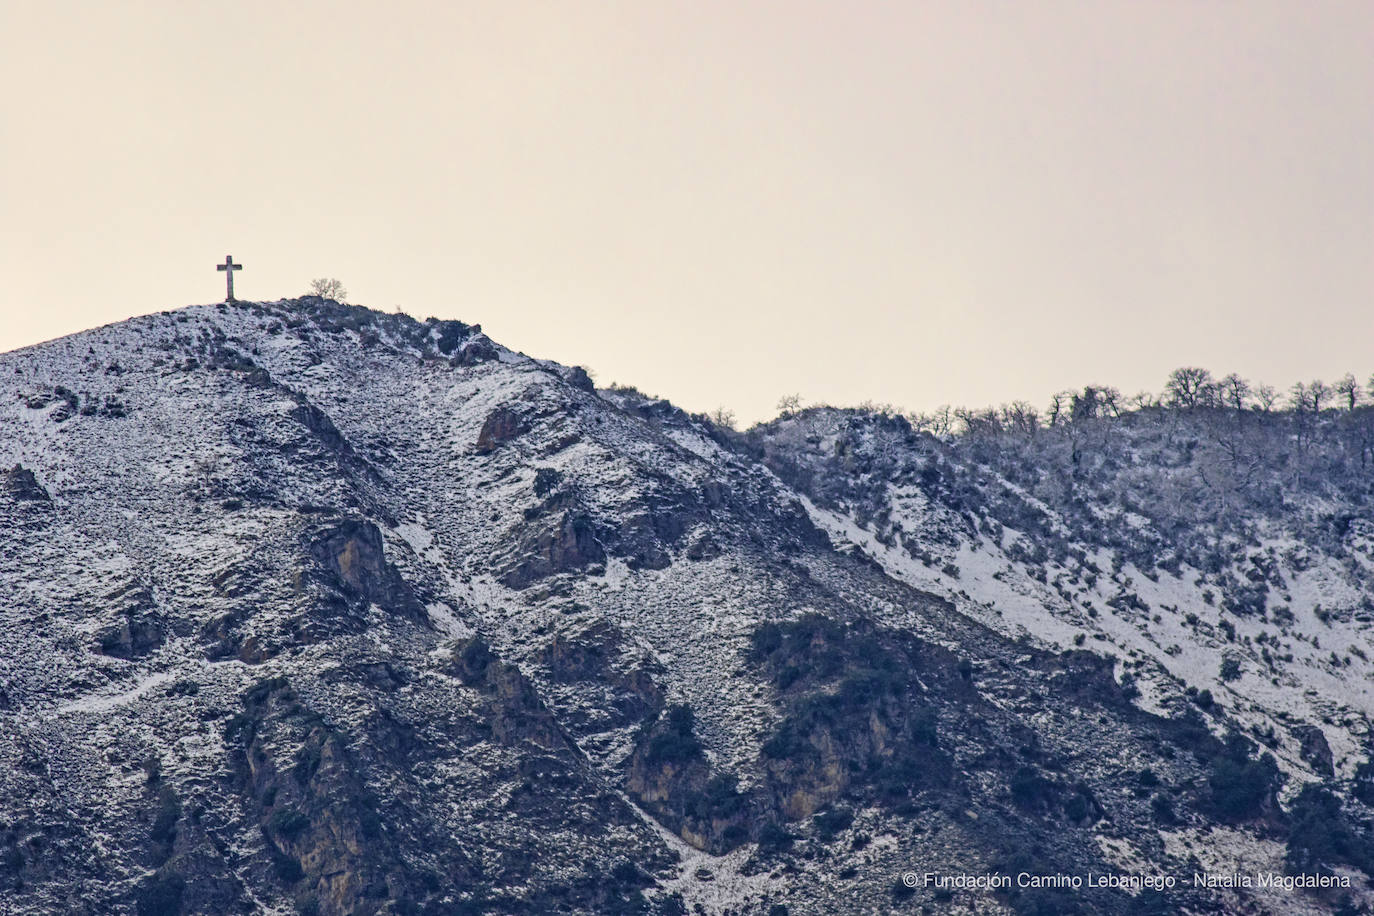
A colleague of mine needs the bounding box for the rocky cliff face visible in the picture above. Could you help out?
[2,298,1373,914]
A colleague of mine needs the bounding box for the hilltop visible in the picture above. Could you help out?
[2,298,1373,914]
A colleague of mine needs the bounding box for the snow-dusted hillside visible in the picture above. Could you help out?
[1,299,1372,915]
[753,408,1374,784]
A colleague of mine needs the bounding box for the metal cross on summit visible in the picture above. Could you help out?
[216,255,242,302]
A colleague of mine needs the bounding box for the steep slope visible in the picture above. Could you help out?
[1,299,1371,915]
[750,407,1374,775]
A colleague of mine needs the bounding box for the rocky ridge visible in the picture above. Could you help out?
[1,298,1372,914]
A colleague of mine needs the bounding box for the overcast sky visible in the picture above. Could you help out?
[3,1,1370,424]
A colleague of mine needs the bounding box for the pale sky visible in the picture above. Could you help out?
[2,1,1370,425]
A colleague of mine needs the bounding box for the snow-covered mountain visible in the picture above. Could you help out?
[2,298,1372,915]
[753,405,1374,775]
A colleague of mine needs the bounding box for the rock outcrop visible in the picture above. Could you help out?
[2,464,48,501]
[307,519,426,623]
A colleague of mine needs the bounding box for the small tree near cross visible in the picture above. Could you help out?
[308,278,347,301]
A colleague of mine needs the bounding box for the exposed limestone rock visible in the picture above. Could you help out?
[289,401,351,454]
[563,366,595,392]
[475,406,528,453]
[307,519,426,623]
[625,704,752,855]
[448,636,579,751]
[96,613,165,660]
[536,620,665,737]
[224,678,429,916]
[500,512,606,588]
[450,335,497,366]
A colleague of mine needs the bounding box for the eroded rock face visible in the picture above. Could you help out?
[210,656,662,916]
[475,407,527,453]
[451,336,497,367]
[96,613,164,660]
[536,621,665,738]
[132,768,253,916]
[563,366,595,392]
[749,616,958,820]
[224,678,439,916]
[625,704,753,854]
[307,520,425,623]
[289,401,354,459]
[500,512,606,588]
[95,584,164,660]
[3,465,48,502]
[448,637,578,751]
[545,512,605,570]
[616,497,704,571]
[1291,724,1335,777]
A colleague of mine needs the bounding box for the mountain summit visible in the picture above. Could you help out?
[2,298,1372,914]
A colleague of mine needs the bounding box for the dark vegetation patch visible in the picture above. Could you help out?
[134,872,185,916]
[1284,785,1374,882]
[1198,732,1282,825]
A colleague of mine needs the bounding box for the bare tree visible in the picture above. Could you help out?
[1201,381,1224,408]
[1165,367,1215,409]
[929,405,953,437]
[1309,380,1332,412]
[308,278,347,301]
[1048,390,1073,427]
[708,407,737,430]
[857,400,900,417]
[1001,401,1040,437]
[193,456,219,491]
[1289,381,1328,455]
[1098,386,1123,417]
[1254,384,1278,413]
[1219,374,1250,411]
[955,406,1001,436]
[775,394,803,417]
[1071,386,1102,421]
[1289,381,1309,412]
[1335,373,1360,410]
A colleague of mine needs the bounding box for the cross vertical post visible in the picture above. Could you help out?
[216,255,242,302]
